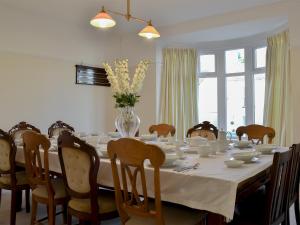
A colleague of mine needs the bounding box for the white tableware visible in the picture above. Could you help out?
[199,145,211,157]
[108,132,121,138]
[255,144,277,154]
[163,154,179,167]
[158,137,169,142]
[140,134,157,141]
[231,151,257,163]
[160,144,176,153]
[98,135,111,144]
[186,136,207,147]
[182,146,200,154]
[97,145,109,158]
[224,159,244,168]
[235,140,252,148]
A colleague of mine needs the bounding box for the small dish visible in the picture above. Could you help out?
[255,144,277,155]
[231,151,257,163]
[234,140,252,148]
[224,159,244,168]
[140,134,157,141]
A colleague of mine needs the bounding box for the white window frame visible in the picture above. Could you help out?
[198,45,266,131]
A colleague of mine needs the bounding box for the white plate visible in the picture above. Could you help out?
[224,160,244,168]
[181,146,199,154]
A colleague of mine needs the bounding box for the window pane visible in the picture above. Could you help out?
[225,49,245,74]
[198,78,218,125]
[226,76,245,133]
[255,47,267,68]
[200,55,215,73]
[254,73,265,125]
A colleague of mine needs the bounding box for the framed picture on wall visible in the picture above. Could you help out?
[75,65,110,86]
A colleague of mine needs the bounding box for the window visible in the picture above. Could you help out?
[198,46,266,133]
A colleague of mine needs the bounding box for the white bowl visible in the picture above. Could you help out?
[186,136,207,147]
[231,151,257,162]
[140,134,157,141]
[108,132,121,138]
[160,145,176,153]
[198,145,211,157]
[164,154,179,166]
[236,140,252,148]
[224,160,244,168]
[255,144,277,154]
[158,137,169,142]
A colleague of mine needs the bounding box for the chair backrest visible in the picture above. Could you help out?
[48,120,75,138]
[9,121,41,140]
[58,132,99,213]
[287,144,300,207]
[236,124,275,144]
[22,131,54,195]
[149,124,176,137]
[107,138,165,224]
[186,121,218,140]
[0,129,17,186]
[264,150,292,225]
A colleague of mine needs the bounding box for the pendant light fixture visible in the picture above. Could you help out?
[90,0,160,39]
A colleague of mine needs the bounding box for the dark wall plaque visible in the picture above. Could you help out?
[75,65,110,87]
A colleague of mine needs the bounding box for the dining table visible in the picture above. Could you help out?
[15,135,285,225]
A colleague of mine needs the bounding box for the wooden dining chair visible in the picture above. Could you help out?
[186,121,218,140]
[8,121,41,141]
[0,129,30,225]
[107,138,207,225]
[58,131,118,225]
[149,124,176,137]
[23,131,68,225]
[231,150,292,225]
[286,144,300,225]
[236,124,275,144]
[48,120,75,138]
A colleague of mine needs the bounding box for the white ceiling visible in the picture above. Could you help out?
[0,0,281,29]
[0,0,286,43]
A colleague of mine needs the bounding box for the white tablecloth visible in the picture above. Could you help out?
[15,144,280,219]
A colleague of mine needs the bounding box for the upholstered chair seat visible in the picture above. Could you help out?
[0,171,28,186]
[68,192,117,214]
[32,178,66,200]
[126,202,206,225]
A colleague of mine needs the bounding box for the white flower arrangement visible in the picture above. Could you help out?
[103,59,150,108]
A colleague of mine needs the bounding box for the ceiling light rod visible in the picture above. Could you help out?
[90,0,160,39]
[103,0,148,24]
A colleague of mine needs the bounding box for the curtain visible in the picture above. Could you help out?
[264,30,292,146]
[159,48,198,139]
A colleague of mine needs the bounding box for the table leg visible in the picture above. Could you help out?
[16,190,22,212]
[207,212,227,225]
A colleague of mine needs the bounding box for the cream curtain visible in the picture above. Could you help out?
[159,48,198,139]
[264,30,292,146]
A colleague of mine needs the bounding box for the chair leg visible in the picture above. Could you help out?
[67,213,72,225]
[295,196,300,225]
[62,204,68,224]
[31,199,37,225]
[10,190,17,225]
[25,188,30,213]
[47,203,56,225]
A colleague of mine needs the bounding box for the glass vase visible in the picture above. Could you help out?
[115,106,140,138]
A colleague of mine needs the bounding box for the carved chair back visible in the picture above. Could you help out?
[149,124,176,137]
[48,121,75,138]
[287,144,300,207]
[9,121,41,140]
[58,132,100,216]
[236,124,275,144]
[22,131,55,196]
[0,129,17,186]
[264,150,292,225]
[107,138,166,224]
[186,121,218,140]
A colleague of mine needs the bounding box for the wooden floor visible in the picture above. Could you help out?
[0,190,297,225]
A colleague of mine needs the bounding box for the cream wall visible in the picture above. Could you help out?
[0,3,119,133]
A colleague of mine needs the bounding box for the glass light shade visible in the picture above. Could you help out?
[90,11,116,28]
[138,24,160,39]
